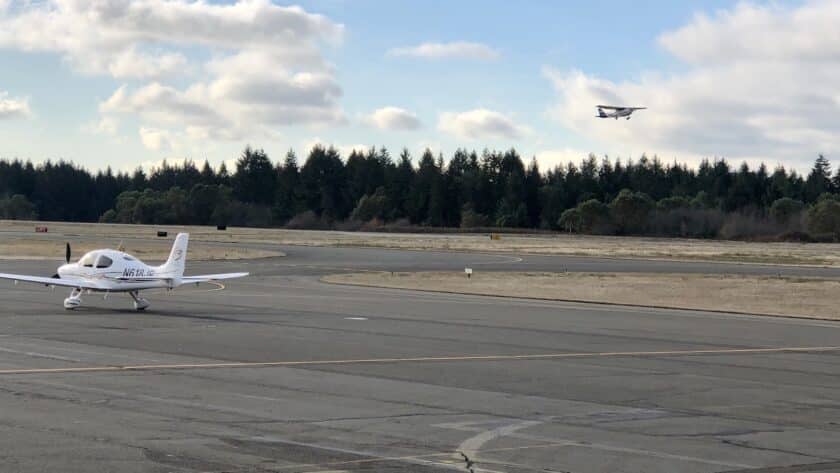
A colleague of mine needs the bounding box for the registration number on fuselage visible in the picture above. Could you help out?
[122,268,155,278]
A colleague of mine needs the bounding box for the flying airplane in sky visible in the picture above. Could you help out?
[596,105,647,120]
[0,233,248,310]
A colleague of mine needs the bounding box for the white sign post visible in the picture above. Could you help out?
[464,268,473,279]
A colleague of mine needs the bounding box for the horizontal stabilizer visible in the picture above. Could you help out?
[181,272,249,284]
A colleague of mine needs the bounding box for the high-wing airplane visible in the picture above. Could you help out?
[0,233,247,310]
[596,105,646,120]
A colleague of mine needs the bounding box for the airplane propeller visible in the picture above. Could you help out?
[53,242,71,279]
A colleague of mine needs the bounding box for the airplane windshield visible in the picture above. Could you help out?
[95,255,113,269]
[79,252,96,267]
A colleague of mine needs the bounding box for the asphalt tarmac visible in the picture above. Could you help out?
[1,244,840,473]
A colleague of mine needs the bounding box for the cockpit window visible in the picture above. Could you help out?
[80,253,96,267]
[95,255,113,269]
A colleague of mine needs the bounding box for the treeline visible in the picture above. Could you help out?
[1,146,840,240]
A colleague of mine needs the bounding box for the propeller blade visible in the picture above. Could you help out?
[65,242,71,264]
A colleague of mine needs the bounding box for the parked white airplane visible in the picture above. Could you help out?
[596,105,646,120]
[0,233,247,310]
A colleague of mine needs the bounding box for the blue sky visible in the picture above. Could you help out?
[0,0,834,174]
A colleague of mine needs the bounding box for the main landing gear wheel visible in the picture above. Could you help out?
[129,291,150,311]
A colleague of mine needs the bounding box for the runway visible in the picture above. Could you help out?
[1,245,840,472]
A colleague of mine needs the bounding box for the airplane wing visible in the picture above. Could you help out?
[597,105,646,110]
[181,272,249,284]
[0,273,103,289]
[111,272,249,284]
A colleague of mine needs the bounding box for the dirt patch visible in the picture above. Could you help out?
[2,220,839,266]
[323,271,840,320]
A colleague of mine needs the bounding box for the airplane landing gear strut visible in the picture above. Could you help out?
[129,291,150,311]
[64,288,82,310]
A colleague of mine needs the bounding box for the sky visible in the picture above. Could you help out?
[0,0,835,174]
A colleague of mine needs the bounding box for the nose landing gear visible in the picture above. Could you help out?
[129,291,150,311]
[64,288,82,310]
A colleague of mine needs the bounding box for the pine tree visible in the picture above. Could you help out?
[391,149,415,219]
[234,147,276,205]
[805,154,833,202]
[274,149,303,223]
[524,158,542,227]
[199,160,216,185]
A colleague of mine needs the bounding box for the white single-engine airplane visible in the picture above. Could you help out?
[596,105,646,120]
[0,233,247,311]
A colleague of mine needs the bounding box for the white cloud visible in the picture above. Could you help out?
[0,92,31,119]
[365,107,421,130]
[545,1,840,169]
[388,41,499,60]
[535,148,592,170]
[101,83,224,129]
[82,116,119,135]
[0,0,343,78]
[107,48,187,80]
[139,127,175,151]
[0,0,346,145]
[100,53,345,141]
[438,109,530,140]
[659,2,840,65]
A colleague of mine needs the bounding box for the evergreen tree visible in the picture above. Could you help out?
[4,143,840,239]
[199,160,216,185]
[234,147,276,205]
[407,149,437,223]
[805,154,833,202]
[300,145,349,219]
[524,158,542,227]
[388,148,415,219]
[217,162,231,187]
[274,149,303,223]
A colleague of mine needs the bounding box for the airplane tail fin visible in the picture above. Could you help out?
[160,233,188,277]
[597,108,608,118]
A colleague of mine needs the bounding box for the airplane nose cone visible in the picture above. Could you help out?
[57,264,72,278]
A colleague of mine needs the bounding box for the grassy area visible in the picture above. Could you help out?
[1,219,839,266]
[323,271,840,320]
[0,221,283,261]
[0,239,281,261]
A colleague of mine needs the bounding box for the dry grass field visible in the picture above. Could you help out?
[1,219,839,266]
[323,271,840,320]
[0,221,283,260]
[0,240,281,261]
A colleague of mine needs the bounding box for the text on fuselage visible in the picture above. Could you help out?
[122,268,155,278]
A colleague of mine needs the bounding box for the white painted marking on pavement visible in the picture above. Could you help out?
[1,345,839,376]
[454,419,542,471]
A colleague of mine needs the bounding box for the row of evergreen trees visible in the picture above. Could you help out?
[1,146,839,239]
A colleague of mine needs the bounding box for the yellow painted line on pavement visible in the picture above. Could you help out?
[1,345,839,376]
